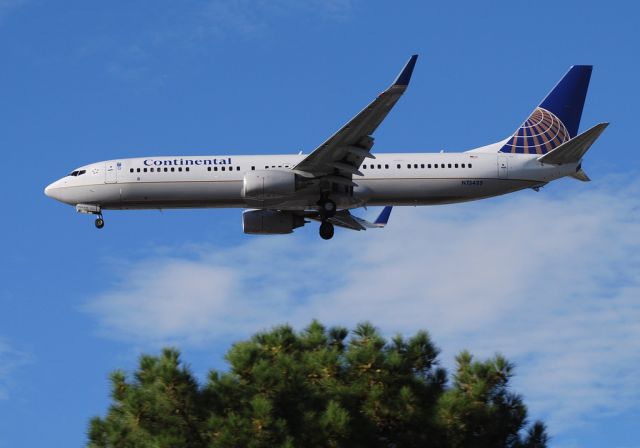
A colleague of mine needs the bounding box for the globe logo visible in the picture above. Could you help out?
[500,107,570,154]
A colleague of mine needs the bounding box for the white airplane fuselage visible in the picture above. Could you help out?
[44,150,577,211]
[43,57,604,238]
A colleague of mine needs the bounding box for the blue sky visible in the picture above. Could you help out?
[1,1,639,446]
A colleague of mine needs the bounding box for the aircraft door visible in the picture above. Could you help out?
[105,160,121,184]
[498,156,509,179]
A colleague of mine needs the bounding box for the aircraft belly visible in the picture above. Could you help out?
[101,177,535,211]
[109,180,244,209]
[358,178,535,206]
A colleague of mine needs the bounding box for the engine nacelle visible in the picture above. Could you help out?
[242,170,296,206]
[242,209,305,234]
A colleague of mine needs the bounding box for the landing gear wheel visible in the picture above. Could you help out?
[318,199,336,217]
[95,217,105,229]
[319,221,334,240]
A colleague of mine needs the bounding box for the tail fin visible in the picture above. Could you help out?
[500,65,593,155]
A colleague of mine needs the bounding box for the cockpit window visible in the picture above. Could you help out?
[68,170,86,177]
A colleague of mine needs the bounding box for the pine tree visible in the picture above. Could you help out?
[88,321,547,448]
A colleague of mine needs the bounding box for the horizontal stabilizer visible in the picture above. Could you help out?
[538,122,609,165]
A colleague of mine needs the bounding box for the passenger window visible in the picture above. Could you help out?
[207,167,211,171]
[461,163,465,168]
[214,167,218,171]
[186,167,190,172]
[434,164,438,169]
[363,165,367,169]
[237,166,240,171]
[164,167,168,172]
[469,163,473,168]
[421,164,424,168]
[137,168,141,173]
[428,164,432,168]
[397,164,401,169]
[385,164,389,169]
[265,166,269,169]
[455,164,458,168]
[414,164,418,168]
[448,164,452,168]
[130,168,134,173]
[377,164,381,169]
[222,167,226,171]
[171,167,175,172]
[441,164,445,168]
[252,166,255,170]
[144,168,148,172]
[407,164,411,169]
[178,167,182,172]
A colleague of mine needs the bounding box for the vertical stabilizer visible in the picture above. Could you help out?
[500,66,592,155]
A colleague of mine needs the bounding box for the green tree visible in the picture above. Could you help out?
[88,321,547,448]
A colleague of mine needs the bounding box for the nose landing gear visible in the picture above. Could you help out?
[75,204,105,230]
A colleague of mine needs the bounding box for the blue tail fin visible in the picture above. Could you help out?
[500,65,592,155]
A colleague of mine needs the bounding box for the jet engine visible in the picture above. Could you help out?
[242,209,305,234]
[242,170,297,207]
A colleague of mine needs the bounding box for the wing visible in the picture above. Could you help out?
[293,55,418,184]
[309,206,393,231]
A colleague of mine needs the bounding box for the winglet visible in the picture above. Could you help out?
[373,206,393,227]
[393,55,418,86]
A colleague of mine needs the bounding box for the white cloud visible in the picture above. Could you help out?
[85,174,640,434]
[196,0,354,38]
[0,338,30,400]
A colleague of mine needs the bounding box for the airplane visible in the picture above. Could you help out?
[44,55,608,240]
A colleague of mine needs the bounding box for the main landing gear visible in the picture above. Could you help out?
[319,221,334,240]
[318,198,336,216]
[317,197,336,240]
[95,214,105,229]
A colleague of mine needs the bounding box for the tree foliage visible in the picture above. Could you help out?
[88,321,547,447]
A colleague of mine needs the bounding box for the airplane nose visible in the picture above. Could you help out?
[44,182,61,200]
